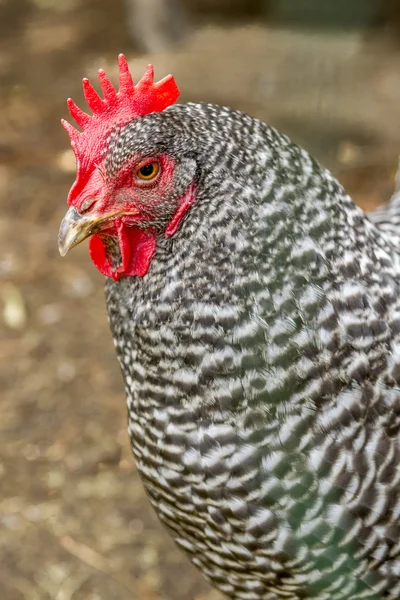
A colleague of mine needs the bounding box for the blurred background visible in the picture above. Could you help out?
[2,1,400,598]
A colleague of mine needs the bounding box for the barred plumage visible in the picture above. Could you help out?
[100,103,400,599]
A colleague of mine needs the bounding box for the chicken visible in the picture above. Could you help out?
[58,55,400,600]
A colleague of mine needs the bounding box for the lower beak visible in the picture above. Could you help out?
[58,206,101,257]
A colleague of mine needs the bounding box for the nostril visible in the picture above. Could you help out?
[80,198,96,214]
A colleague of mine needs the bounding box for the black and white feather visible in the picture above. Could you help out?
[105,103,400,600]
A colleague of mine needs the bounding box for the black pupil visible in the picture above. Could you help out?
[140,163,154,177]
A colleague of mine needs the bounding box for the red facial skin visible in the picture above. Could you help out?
[71,154,195,280]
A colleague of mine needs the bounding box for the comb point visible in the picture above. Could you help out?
[139,64,155,89]
[98,69,116,101]
[118,53,129,70]
[61,118,81,144]
[118,54,134,95]
[82,77,104,114]
[67,98,91,128]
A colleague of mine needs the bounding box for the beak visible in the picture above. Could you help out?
[58,206,101,257]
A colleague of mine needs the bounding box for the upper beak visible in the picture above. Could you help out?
[58,206,101,257]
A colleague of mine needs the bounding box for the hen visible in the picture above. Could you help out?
[58,56,400,600]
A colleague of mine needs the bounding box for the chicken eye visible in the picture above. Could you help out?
[137,162,160,181]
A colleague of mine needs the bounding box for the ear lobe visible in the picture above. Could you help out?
[166,181,197,237]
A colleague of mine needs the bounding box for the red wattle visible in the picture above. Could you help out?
[89,221,156,280]
[89,234,114,278]
[122,226,157,278]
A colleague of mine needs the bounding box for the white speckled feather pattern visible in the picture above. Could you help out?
[105,103,400,599]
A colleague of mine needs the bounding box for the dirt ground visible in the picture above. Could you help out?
[2,1,400,599]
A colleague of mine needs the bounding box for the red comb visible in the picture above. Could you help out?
[62,54,179,142]
[62,54,180,206]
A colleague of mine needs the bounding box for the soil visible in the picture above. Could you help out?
[1,1,400,599]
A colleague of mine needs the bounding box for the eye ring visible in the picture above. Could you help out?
[136,161,160,182]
